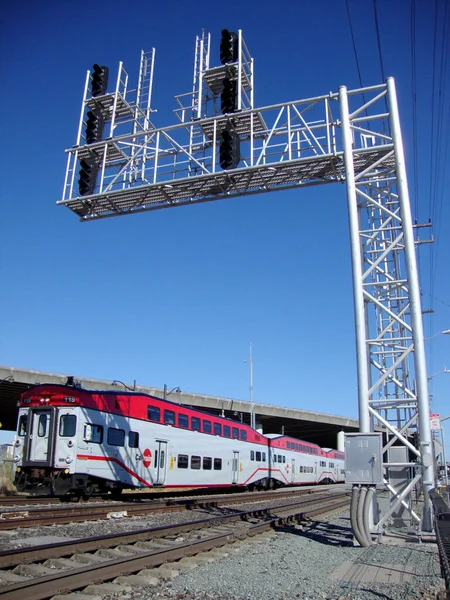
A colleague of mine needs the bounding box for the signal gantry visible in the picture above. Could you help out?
[59,30,434,544]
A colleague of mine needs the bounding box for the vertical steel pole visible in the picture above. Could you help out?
[249,342,255,429]
[339,86,371,433]
[386,77,433,531]
[441,426,449,487]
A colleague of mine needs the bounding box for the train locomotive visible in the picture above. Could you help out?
[13,383,345,497]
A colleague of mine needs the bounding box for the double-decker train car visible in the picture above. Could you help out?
[265,435,346,486]
[13,383,344,497]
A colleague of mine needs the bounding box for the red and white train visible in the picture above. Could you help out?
[13,383,345,496]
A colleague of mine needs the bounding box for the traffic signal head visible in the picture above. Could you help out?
[78,158,98,196]
[221,77,237,114]
[85,110,105,144]
[219,127,240,170]
[91,64,109,97]
[220,30,238,65]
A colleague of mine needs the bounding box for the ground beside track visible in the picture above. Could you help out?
[113,511,445,600]
[0,490,445,600]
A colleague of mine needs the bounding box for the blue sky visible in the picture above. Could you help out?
[1,0,449,443]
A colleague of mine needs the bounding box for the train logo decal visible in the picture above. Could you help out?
[142,448,152,468]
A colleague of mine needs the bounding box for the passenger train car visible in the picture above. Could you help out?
[13,383,345,496]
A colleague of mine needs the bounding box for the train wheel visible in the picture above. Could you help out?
[82,484,95,500]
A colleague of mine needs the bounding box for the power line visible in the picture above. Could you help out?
[410,0,419,221]
[345,0,364,89]
[373,0,386,81]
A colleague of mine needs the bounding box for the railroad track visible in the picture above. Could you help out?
[0,491,350,600]
[0,487,334,530]
[0,484,340,507]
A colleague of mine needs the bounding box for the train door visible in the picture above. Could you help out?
[291,459,295,483]
[314,461,318,482]
[26,409,54,465]
[154,441,168,485]
[232,451,239,484]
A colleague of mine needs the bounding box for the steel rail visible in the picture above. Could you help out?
[0,487,329,530]
[0,493,349,568]
[0,494,350,600]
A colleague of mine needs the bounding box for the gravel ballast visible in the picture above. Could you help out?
[0,500,446,599]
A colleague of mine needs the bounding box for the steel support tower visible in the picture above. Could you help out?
[59,31,433,538]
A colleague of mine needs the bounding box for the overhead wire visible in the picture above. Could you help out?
[410,0,419,222]
[345,0,364,89]
[373,0,386,82]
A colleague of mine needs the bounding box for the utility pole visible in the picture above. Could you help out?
[249,342,255,430]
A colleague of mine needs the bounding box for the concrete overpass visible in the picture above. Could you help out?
[0,365,359,448]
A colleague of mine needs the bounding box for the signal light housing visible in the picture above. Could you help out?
[78,158,98,196]
[91,64,109,97]
[85,110,105,144]
[219,127,240,170]
[221,77,237,114]
[220,30,238,65]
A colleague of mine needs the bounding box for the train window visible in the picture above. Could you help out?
[287,442,290,449]
[178,454,188,469]
[214,458,222,470]
[108,428,125,447]
[240,430,247,441]
[37,414,47,437]
[18,415,27,436]
[256,451,261,461]
[147,406,161,422]
[203,457,212,470]
[178,413,188,428]
[164,410,175,425]
[262,452,266,462]
[223,425,231,437]
[300,466,303,473]
[214,423,222,436]
[59,414,76,437]
[128,431,139,448]
[84,424,103,444]
[203,420,212,433]
[160,450,165,468]
[278,455,282,462]
[295,444,299,451]
[232,427,239,439]
[191,417,201,431]
[273,454,277,463]
[250,450,255,461]
[283,456,286,463]
[191,456,201,469]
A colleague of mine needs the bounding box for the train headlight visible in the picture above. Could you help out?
[67,440,74,447]
[64,469,70,474]
[14,455,21,462]
[66,456,73,464]
[16,467,21,473]
[15,439,20,446]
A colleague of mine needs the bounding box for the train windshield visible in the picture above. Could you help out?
[18,414,27,436]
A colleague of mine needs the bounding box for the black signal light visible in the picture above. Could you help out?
[91,64,109,97]
[220,30,238,65]
[219,127,240,170]
[78,158,98,196]
[221,77,237,114]
[85,110,105,144]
